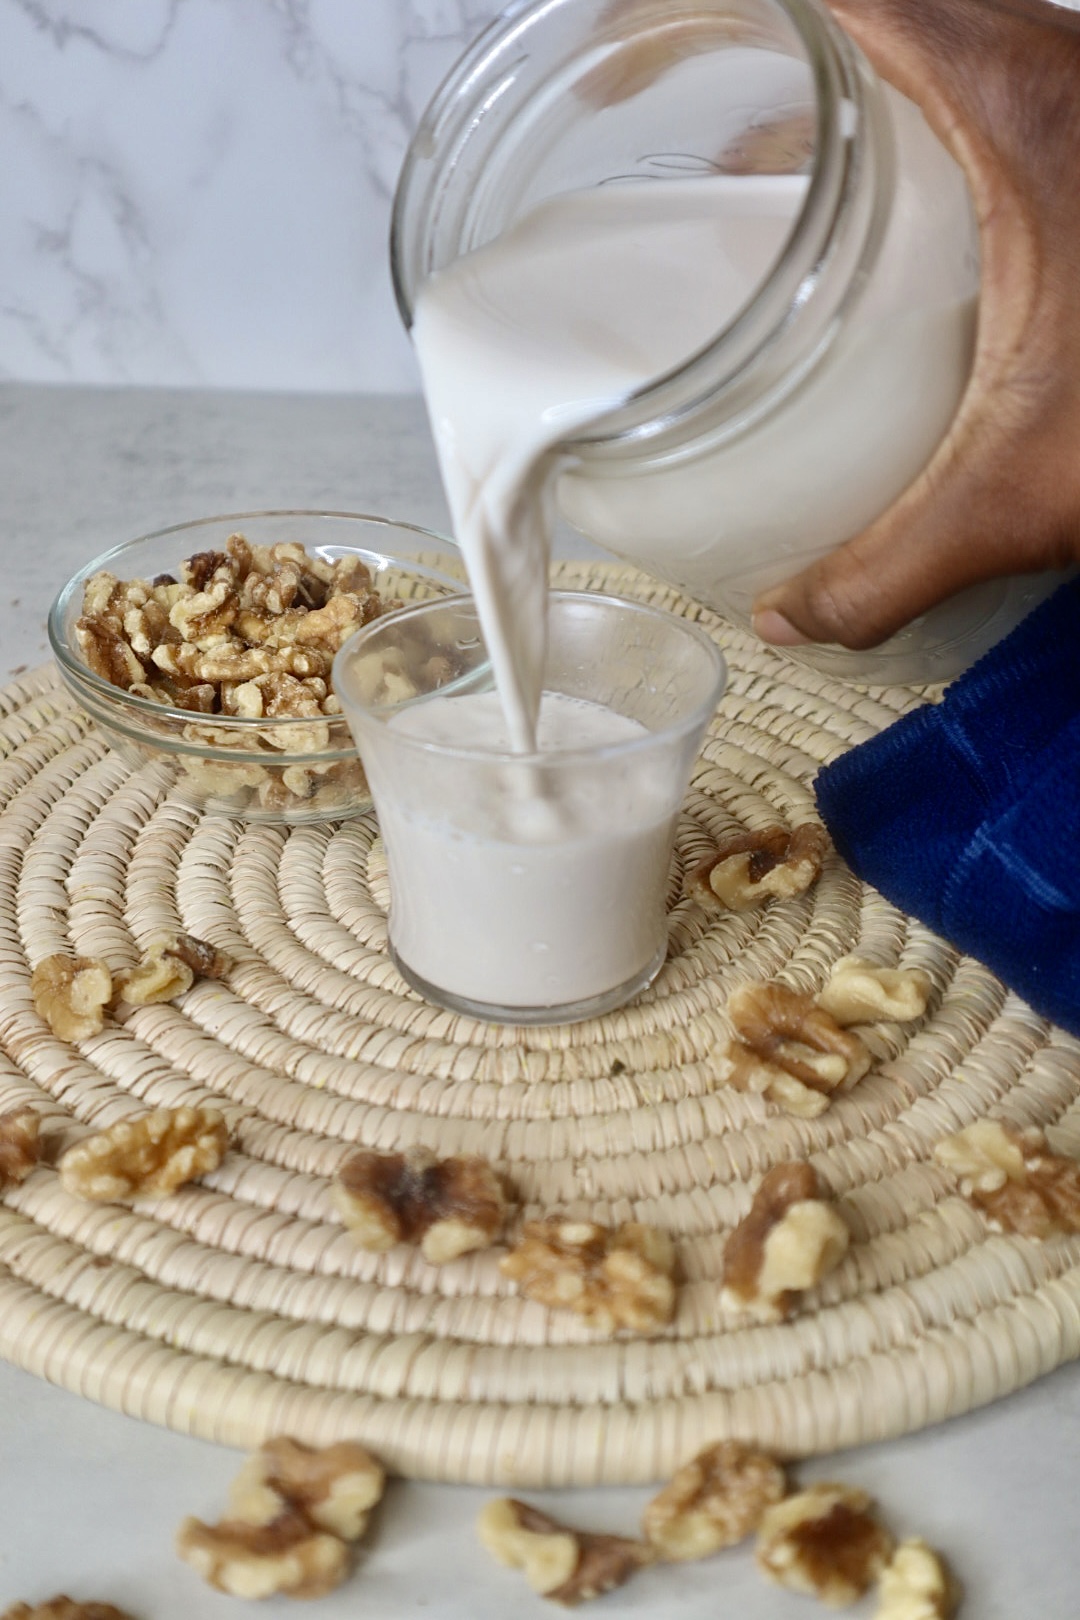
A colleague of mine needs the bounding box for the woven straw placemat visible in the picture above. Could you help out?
[0,561,1077,1487]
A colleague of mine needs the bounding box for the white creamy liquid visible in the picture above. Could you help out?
[381,689,677,1010]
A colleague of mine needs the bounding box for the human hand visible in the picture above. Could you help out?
[753,0,1080,651]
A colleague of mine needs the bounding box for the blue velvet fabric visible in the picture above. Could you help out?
[814,578,1080,1034]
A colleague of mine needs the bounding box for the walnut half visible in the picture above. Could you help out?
[30,954,113,1042]
[756,1483,895,1605]
[500,1219,677,1335]
[59,1106,230,1203]
[875,1538,961,1620]
[228,1437,385,1542]
[116,932,231,1007]
[0,1108,42,1189]
[333,1146,509,1263]
[477,1498,655,1606]
[724,983,871,1117]
[642,1440,786,1561]
[722,1162,850,1321]
[933,1120,1080,1239]
[818,956,931,1026]
[176,1509,350,1600]
[688,824,828,912]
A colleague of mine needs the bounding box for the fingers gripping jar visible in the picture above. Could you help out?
[392,0,1054,684]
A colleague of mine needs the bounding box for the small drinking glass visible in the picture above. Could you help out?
[334,591,726,1025]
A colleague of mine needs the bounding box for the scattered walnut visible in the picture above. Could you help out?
[724,983,871,1117]
[0,1108,42,1189]
[115,931,231,1006]
[477,1498,655,1606]
[689,824,828,912]
[228,1437,385,1542]
[499,1219,676,1335]
[642,1440,786,1561]
[176,1509,350,1599]
[0,1603,138,1620]
[756,1483,895,1605]
[722,1162,850,1320]
[59,1106,230,1202]
[875,1539,961,1620]
[818,956,932,1025]
[30,954,113,1042]
[333,1146,510,1263]
[934,1120,1080,1238]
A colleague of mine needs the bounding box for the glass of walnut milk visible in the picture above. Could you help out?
[333,592,725,1024]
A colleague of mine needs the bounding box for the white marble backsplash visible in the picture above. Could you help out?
[0,0,504,391]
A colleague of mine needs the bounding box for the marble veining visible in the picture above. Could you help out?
[0,0,504,390]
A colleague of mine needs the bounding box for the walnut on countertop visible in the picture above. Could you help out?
[59,1106,230,1203]
[228,1437,385,1543]
[30,954,113,1043]
[818,956,932,1026]
[499,1219,676,1335]
[724,982,871,1117]
[175,1508,350,1600]
[0,1603,138,1620]
[477,1498,655,1606]
[722,1162,850,1321]
[642,1440,787,1561]
[0,1108,42,1189]
[115,931,231,1006]
[688,824,828,912]
[756,1483,895,1605]
[875,1539,961,1620]
[933,1119,1080,1238]
[333,1146,510,1263]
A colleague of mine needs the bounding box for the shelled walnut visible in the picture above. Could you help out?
[724,983,871,1117]
[176,1509,350,1599]
[933,1120,1080,1238]
[642,1440,786,1561]
[722,1162,850,1320]
[875,1538,961,1619]
[0,1108,42,1189]
[818,956,932,1026]
[228,1437,385,1542]
[499,1219,676,1335]
[1,1603,138,1620]
[477,1498,655,1606]
[688,823,828,912]
[59,1106,230,1202]
[115,931,231,1006]
[30,954,113,1042]
[333,1146,510,1263]
[756,1483,895,1605]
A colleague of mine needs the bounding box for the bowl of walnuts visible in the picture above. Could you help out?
[48,510,467,824]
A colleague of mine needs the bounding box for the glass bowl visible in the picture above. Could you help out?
[48,510,466,824]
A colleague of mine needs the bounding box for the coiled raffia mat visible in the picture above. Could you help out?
[0,561,1078,1488]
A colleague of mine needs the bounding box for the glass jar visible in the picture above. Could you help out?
[392,0,1063,684]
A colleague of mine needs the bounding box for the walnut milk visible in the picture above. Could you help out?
[392,0,1063,693]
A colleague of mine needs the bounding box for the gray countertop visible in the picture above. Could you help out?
[0,382,1076,1618]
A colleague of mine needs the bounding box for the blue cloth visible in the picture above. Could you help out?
[814,578,1080,1034]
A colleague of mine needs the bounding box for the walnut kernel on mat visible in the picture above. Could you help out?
[756,1483,895,1605]
[875,1539,961,1620]
[818,956,932,1026]
[688,823,828,912]
[722,1162,850,1321]
[724,982,871,1117]
[59,1106,230,1203]
[228,1437,385,1542]
[0,1107,42,1189]
[115,932,230,1006]
[477,1498,655,1606]
[933,1120,1080,1238]
[0,1602,138,1620]
[176,1509,350,1600]
[333,1146,510,1263]
[499,1219,676,1335]
[30,954,113,1042]
[642,1440,786,1561]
